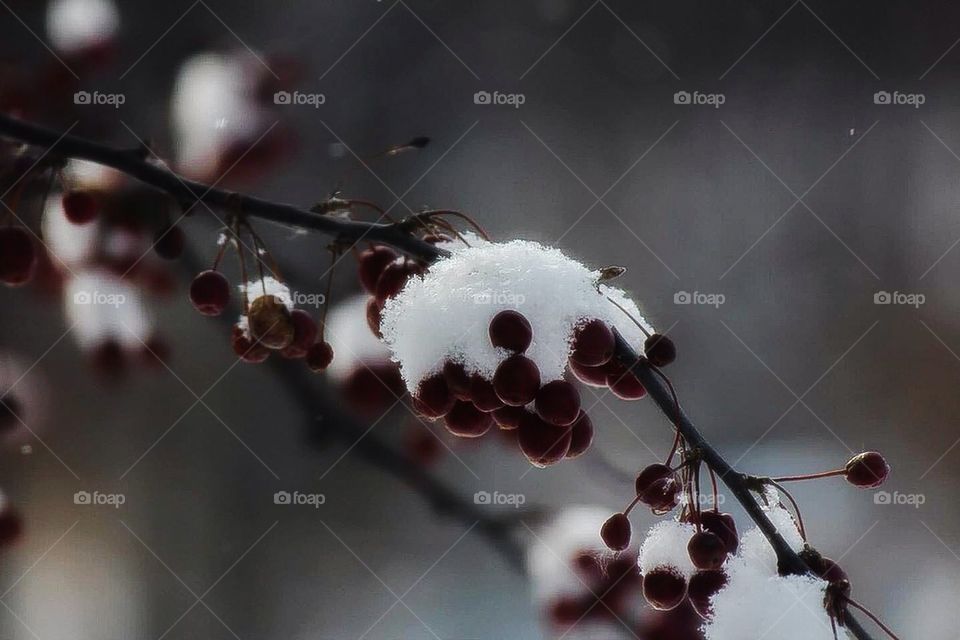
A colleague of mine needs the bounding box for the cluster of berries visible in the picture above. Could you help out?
[356,244,425,340]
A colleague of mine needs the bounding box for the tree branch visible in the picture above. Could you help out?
[0,113,880,639]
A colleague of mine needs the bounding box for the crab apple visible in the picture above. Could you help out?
[280,309,318,359]
[566,411,594,458]
[517,411,571,467]
[61,190,98,224]
[570,319,615,366]
[365,297,383,338]
[231,326,270,363]
[413,373,454,419]
[444,401,493,438]
[635,463,673,496]
[0,395,20,433]
[405,427,442,467]
[814,557,848,583]
[0,227,36,286]
[488,310,533,353]
[688,570,727,618]
[154,226,185,260]
[374,260,413,303]
[189,270,230,316]
[698,511,738,555]
[342,364,405,415]
[640,476,682,513]
[845,451,890,488]
[442,361,472,401]
[305,341,334,372]
[0,509,22,547]
[600,512,631,551]
[549,596,590,627]
[357,246,399,294]
[492,405,526,430]
[643,568,687,611]
[493,355,541,406]
[568,358,609,387]
[605,364,647,400]
[469,374,504,411]
[644,334,676,367]
[687,531,728,570]
[535,380,581,426]
[247,295,295,350]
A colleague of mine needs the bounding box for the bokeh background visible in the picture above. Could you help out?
[1,0,960,637]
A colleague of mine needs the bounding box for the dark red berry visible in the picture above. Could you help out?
[517,411,571,467]
[492,405,526,430]
[570,319,615,366]
[0,227,36,286]
[442,361,472,401]
[232,326,270,363]
[644,334,676,367]
[154,226,185,260]
[640,476,682,513]
[845,451,889,488]
[365,297,383,338]
[606,364,647,400]
[0,509,23,547]
[405,427,442,466]
[568,358,609,387]
[636,463,674,495]
[643,568,687,611]
[358,246,398,294]
[488,310,533,353]
[413,374,454,418]
[493,355,541,406]
[566,411,593,458]
[281,309,318,359]
[305,341,334,371]
[189,270,230,316]
[688,570,727,618]
[0,396,20,433]
[688,531,728,570]
[815,557,848,583]
[375,260,412,303]
[444,401,493,438]
[342,364,405,415]
[469,374,504,411]
[698,511,738,555]
[62,191,98,224]
[140,335,171,368]
[549,596,590,626]
[600,512,631,551]
[535,380,581,426]
[91,339,127,377]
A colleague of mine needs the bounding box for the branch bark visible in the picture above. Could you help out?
[0,113,880,639]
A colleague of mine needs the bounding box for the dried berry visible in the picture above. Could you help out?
[247,295,295,350]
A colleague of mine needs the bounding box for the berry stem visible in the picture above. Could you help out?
[843,598,901,640]
[767,478,807,541]
[603,295,652,339]
[770,469,847,483]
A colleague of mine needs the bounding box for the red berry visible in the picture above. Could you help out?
[442,361,472,401]
[488,310,533,353]
[306,341,334,371]
[568,358,609,387]
[548,596,590,626]
[0,396,21,433]
[566,411,594,458]
[0,227,36,286]
[535,380,581,426]
[280,309,318,359]
[365,297,383,338]
[444,401,493,438]
[845,451,889,488]
[688,570,727,618]
[405,428,443,466]
[154,226,185,260]
[492,405,526,430]
[571,319,615,366]
[644,334,676,367]
[413,374,454,418]
[358,246,398,294]
[687,531,728,570]
[517,411,571,467]
[62,191,98,224]
[698,512,738,555]
[643,568,687,611]
[493,355,541,406]
[375,260,412,303]
[91,339,126,377]
[640,476,682,513]
[0,509,23,547]
[189,270,230,316]
[342,364,405,415]
[231,326,270,363]
[811,556,848,583]
[470,374,504,411]
[605,363,647,400]
[635,463,673,495]
[600,512,631,551]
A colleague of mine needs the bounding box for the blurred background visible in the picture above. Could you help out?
[0,0,958,637]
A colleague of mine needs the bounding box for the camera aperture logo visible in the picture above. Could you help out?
[473,490,525,508]
[473,90,525,109]
[874,490,925,508]
[873,291,924,308]
[74,91,126,109]
[274,90,326,108]
[73,290,126,308]
[873,90,925,108]
[674,290,725,308]
[673,90,725,109]
[273,490,325,508]
[74,490,126,509]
